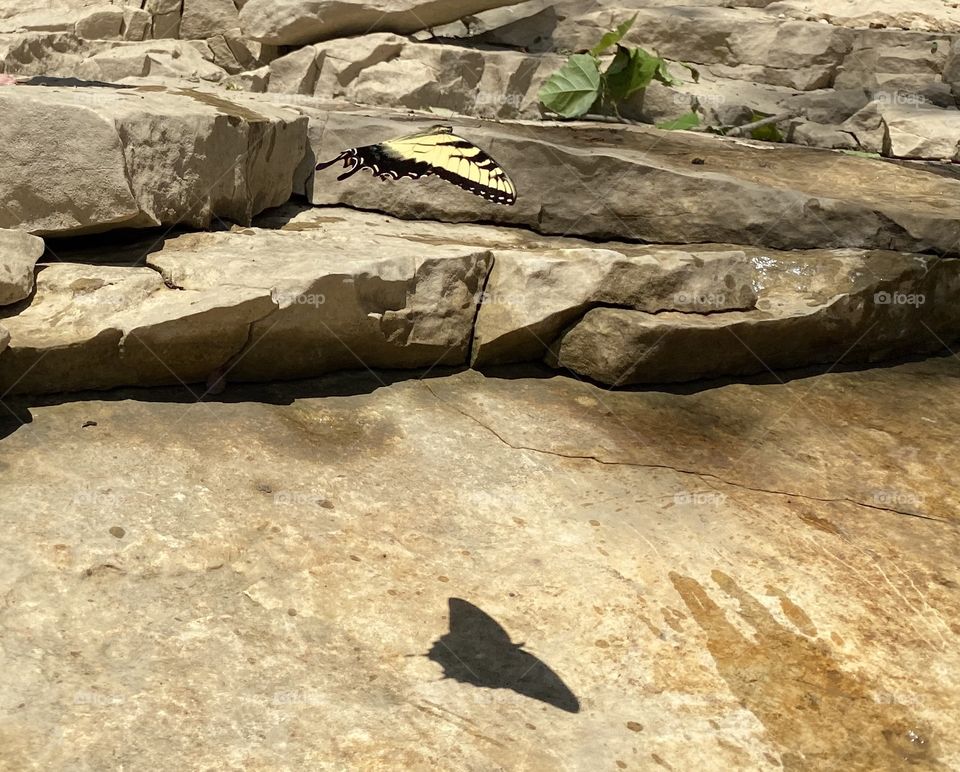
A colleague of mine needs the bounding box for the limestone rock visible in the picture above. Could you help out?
[2,360,959,766]
[77,40,228,82]
[0,221,493,394]
[841,101,887,153]
[256,33,557,120]
[879,102,960,160]
[267,45,320,94]
[0,85,307,236]
[120,7,152,41]
[303,106,960,253]
[152,10,180,39]
[74,5,124,40]
[146,227,493,383]
[788,121,860,150]
[0,323,8,355]
[946,39,960,92]
[179,0,241,40]
[472,247,757,365]
[239,0,526,46]
[0,31,89,78]
[834,40,955,108]
[419,0,557,51]
[767,0,960,33]
[0,264,276,394]
[0,229,45,306]
[549,249,960,385]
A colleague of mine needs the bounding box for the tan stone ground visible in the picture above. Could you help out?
[0,358,957,770]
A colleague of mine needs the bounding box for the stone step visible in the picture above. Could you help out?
[0,84,306,236]
[1,206,957,394]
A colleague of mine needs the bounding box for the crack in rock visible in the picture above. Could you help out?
[421,383,951,525]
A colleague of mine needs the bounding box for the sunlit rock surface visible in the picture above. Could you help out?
[0,85,306,235]
[0,360,957,768]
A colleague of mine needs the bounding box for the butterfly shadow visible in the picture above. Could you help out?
[426,598,580,713]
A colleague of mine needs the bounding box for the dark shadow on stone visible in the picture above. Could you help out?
[0,401,32,442]
[16,76,136,89]
[427,597,580,713]
[477,350,960,395]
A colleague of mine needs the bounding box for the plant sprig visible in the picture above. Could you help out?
[538,14,699,128]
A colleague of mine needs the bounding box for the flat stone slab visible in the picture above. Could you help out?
[1,207,958,394]
[298,102,960,252]
[0,359,957,768]
[0,84,306,236]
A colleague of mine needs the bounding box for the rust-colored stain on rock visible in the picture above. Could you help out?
[670,570,938,770]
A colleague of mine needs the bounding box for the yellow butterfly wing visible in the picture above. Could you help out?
[316,125,518,206]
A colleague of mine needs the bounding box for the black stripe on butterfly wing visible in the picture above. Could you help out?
[390,133,516,202]
[317,132,517,205]
[317,143,428,182]
[433,138,517,205]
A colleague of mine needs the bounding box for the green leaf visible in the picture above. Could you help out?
[657,112,700,131]
[653,58,681,87]
[604,45,659,102]
[538,53,602,118]
[748,111,784,142]
[589,14,637,57]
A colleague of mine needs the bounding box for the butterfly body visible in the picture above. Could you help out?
[315,125,518,206]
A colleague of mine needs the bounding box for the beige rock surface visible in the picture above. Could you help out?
[2,207,958,396]
[239,0,526,46]
[0,215,494,393]
[549,248,960,385]
[768,0,960,33]
[0,85,306,236]
[0,229,45,306]
[879,102,960,160]
[472,246,757,366]
[303,105,960,251]
[0,360,958,768]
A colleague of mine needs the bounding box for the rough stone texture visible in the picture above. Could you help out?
[788,121,860,151]
[77,40,228,82]
[0,323,8,354]
[0,85,307,236]
[120,6,152,41]
[549,248,960,385]
[2,206,958,396]
[880,102,960,160]
[0,360,958,768]
[179,0,241,40]
[0,229,45,306]
[0,263,276,394]
[0,1,956,161]
[472,246,758,366]
[0,217,493,393]
[266,45,320,95]
[74,5,124,40]
[261,34,561,120]
[239,0,526,45]
[768,0,960,32]
[302,105,960,252]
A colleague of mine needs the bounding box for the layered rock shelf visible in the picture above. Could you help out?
[2,203,958,394]
[2,3,960,770]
